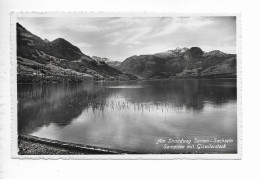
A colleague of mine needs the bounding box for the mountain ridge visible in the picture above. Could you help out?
[119,47,236,79]
[92,56,121,68]
[17,23,137,83]
[17,22,236,82]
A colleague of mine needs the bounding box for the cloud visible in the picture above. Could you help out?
[18,16,236,61]
[75,43,92,48]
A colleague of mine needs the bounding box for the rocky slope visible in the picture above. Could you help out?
[17,23,137,83]
[119,47,236,79]
[92,56,121,68]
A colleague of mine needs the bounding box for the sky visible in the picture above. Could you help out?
[18,16,236,62]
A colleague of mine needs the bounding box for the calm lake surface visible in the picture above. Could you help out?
[18,79,237,154]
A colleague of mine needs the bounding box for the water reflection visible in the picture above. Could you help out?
[18,83,107,133]
[18,79,237,153]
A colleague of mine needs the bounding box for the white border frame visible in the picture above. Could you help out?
[10,12,242,160]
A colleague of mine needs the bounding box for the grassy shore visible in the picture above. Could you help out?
[18,138,86,155]
[18,135,134,155]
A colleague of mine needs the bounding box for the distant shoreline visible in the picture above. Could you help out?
[17,76,236,84]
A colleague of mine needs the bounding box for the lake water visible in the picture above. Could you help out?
[18,79,237,154]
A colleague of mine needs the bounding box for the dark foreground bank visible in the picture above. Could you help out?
[18,135,136,155]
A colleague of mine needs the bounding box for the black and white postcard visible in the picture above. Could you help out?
[11,13,241,159]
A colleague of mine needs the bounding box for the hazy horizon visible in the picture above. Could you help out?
[18,16,236,62]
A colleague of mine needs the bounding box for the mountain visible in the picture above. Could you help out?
[154,47,189,58]
[118,47,236,79]
[17,23,137,83]
[92,56,121,68]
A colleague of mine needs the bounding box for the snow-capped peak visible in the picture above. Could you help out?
[175,47,189,53]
